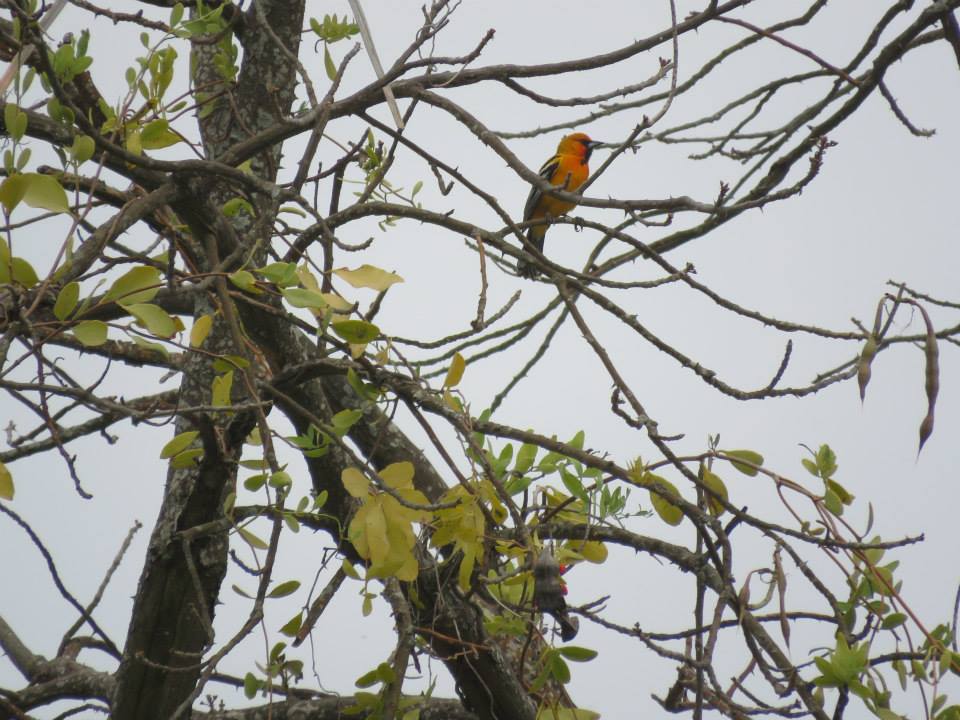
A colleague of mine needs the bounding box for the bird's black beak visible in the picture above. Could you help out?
[586,140,604,149]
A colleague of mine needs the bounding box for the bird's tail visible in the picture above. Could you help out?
[552,610,580,642]
[516,227,545,278]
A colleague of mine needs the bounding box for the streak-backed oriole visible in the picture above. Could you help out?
[517,132,602,277]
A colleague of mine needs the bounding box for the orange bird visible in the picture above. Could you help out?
[517,132,602,277]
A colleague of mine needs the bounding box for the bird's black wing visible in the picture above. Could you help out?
[522,155,560,223]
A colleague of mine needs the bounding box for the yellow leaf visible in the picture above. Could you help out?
[379,461,414,490]
[364,498,389,564]
[321,293,353,316]
[212,370,233,407]
[0,461,13,500]
[342,467,370,498]
[565,540,608,564]
[190,314,213,347]
[443,352,466,388]
[334,264,404,291]
[701,469,729,516]
[348,505,371,558]
[296,263,320,291]
[394,552,419,582]
[458,546,476,591]
[643,473,684,526]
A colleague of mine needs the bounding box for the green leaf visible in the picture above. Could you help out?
[355,666,383,689]
[331,408,363,435]
[139,118,181,149]
[229,269,260,293]
[126,302,177,338]
[826,478,855,506]
[243,672,260,699]
[14,147,31,172]
[69,134,96,164]
[4,104,27,140]
[269,470,293,490]
[170,448,202,468]
[881,613,907,630]
[443,352,466,388]
[550,654,571,683]
[279,611,302,637]
[725,449,763,476]
[557,646,598,662]
[212,370,234,407]
[559,467,588,507]
[536,710,600,720]
[267,580,301,598]
[816,444,838,478]
[282,287,329,309]
[332,320,380,344]
[222,197,252,217]
[53,281,80,320]
[514,443,538,474]
[73,319,108,346]
[0,174,29,212]
[342,558,361,579]
[22,173,69,213]
[323,44,337,81]
[334,264,404,291]
[0,461,13,500]
[105,265,161,304]
[256,261,298,287]
[10,257,37,288]
[169,2,184,27]
[824,488,843,516]
[568,430,585,451]
[131,334,169,357]
[238,525,268,550]
[160,430,199,459]
[212,355,249,373]
[376,662,397,684]
[244,474,266,491]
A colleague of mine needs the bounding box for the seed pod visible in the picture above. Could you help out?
[857,335,877,402]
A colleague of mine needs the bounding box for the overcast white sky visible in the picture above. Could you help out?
[2,1,959,718]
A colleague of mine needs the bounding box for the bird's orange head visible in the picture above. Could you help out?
[557,132,603,161]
